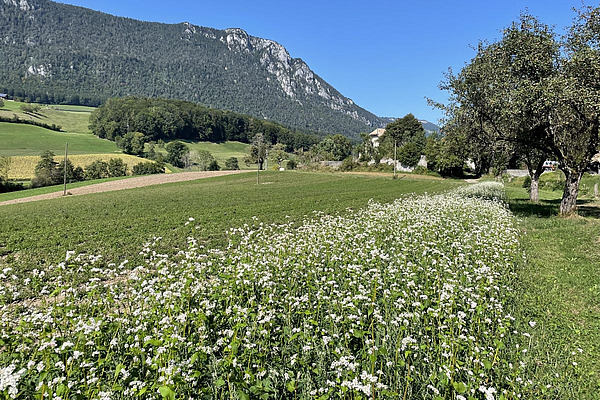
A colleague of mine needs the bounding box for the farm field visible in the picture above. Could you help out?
[7,153,152,180]
[0,178,532,399]
[0,171,598,398]
[0,175,133,202]
[0,172,460,270]
[0,122,119,157]
[0,100,94,134]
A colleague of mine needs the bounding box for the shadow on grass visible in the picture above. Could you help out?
[509,193,600,218]
[508,198,559,218]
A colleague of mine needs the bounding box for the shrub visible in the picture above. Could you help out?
[132,161,165,175]
[413,166,428,175]
[207,160,220,171]
[286,159,297,170]
[84,160,109,180]
[339,157,356,171]
[225,157,240,170]
[107,158,128,177]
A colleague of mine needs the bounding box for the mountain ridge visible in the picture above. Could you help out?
[0,0,388,138]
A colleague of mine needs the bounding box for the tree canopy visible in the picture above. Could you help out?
[437,9,600,215]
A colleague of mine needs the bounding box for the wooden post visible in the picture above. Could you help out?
[393,140,397,179]
[257,160,260,185]
[594,182,598,199]
[63,142,68,196]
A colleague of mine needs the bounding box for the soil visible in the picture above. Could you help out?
[0,170,249,207]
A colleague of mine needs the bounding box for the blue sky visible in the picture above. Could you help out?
[58,0,584,124]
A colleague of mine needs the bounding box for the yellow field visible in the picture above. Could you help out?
[7,154,158,179]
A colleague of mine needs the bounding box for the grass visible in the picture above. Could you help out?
[0,100,93,134]
[0,171,461,270]
[7,153,152,179]
[0,122,120,157]
[506,186,600,399]
[0,175,133,202]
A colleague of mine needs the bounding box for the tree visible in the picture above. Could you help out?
[191,150,216,171]
[382,114,426,176]
[398,142,422,167]
[32,150,61,187]
[437,11,600,213]
[269,143,287,168]
[117,132,146,156]
[165,141,190,168]
[383,114,426,151]
[225,157,240,170]
[316,134,353,161]
[244,133,269,170]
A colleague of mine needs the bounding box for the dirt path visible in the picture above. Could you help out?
[0,170,250,207]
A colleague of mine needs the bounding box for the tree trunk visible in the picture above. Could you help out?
[559,171,583,216]
[530,176,539,203]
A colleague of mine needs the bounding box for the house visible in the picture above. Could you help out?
[369,128,385,147]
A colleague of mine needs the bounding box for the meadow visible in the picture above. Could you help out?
[0,178,532,399]
[0,100,94,134]
[0,171,597,398]
[504,185,600,399]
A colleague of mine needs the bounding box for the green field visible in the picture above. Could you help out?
[0,172,459,270]
[0,100,93,134]
[0,122,119,157]
[505,186,600,399]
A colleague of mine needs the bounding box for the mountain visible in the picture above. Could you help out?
[0,0,387,138]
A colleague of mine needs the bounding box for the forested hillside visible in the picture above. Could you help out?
[89,97,321,151]
[0,0,387,137]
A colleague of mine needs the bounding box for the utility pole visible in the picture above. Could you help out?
[257,159,260,184]
[63,142,68,196]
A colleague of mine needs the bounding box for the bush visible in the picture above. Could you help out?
[207,160,220,171]
[286,159,297,170]
[339,157,356,172]
[224,157,240,170]
[413,166,428,175]
[132,161,165,175]
[84,160,109,180]
[107,158,128,177]
[522,175,531,189]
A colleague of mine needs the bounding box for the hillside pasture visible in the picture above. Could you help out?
[0,122,119,158]
[0,100,93,134]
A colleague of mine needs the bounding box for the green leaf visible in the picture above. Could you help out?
[286,380,297,392]
[483,360,492,370]
[237,389,250,400]
[453,381,467,394]
[159,386,175,400]
[215,378,226,388]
